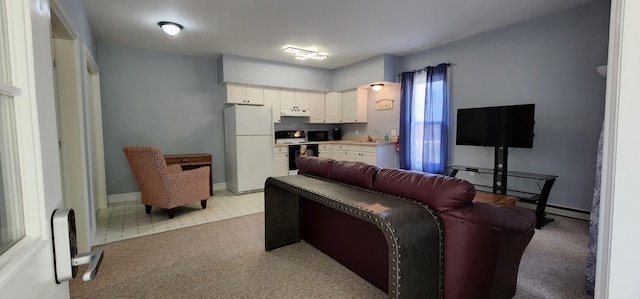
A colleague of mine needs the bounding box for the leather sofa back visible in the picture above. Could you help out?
[296,156,334,178]
[372,168,476,211]
[296,156,379,189]
[296,157,475,211]
[328,160,379,189]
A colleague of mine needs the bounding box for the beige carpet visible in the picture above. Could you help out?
[515,216,592,299]
[70,212,591,298]
[70,212,386,299]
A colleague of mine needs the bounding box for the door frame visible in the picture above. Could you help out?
[83,44,108,211]
[50,0,102,253]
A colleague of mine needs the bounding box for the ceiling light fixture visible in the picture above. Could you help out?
[371,84,384,92]
[282,45,328,60]
[158,21,184,36]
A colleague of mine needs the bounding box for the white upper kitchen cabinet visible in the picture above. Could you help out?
[341,88,368,123]
[308,91,326,123]
[325,92,342,123]
[279,89,296,109]
[294,90,310,110]
[246,86,265,105]
[263,87,281,123]
[223,83,264,105]
[281,89,310,110]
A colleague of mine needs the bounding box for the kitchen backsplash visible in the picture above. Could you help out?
[274,117,340,136]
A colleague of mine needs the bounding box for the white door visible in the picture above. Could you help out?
[0,0,68,297]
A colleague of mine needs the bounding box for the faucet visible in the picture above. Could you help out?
[369,128,380,143]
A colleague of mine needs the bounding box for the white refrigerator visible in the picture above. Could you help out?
[224,105,274,194]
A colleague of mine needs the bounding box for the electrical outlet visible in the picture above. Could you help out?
[355,130,359,136]
[391,129,397,136]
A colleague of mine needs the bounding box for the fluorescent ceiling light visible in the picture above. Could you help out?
[282,45,328,60]
[158,21,184,36]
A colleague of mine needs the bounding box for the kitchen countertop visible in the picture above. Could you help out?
[274,140,396,147]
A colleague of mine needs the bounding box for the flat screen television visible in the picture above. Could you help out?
[456,104,535,148]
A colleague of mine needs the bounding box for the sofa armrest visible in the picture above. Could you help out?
[441,202,536,236]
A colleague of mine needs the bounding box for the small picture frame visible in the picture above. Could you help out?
[376,99,394,110]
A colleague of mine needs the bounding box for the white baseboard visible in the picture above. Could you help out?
[516,202,591,221]
[108,192,141,204]
[108,182,229,204]
[212,182,227,191]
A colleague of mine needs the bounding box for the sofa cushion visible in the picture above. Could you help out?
[372,168,475,211]
[328,160,379,189]
[296,156,335,178]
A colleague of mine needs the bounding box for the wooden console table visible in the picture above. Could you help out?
[474,191,518,206]
[164,153,212,196]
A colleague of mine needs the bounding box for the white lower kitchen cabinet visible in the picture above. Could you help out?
[274,146,289,177]
[319,144,332,158]
[331,143,396,168]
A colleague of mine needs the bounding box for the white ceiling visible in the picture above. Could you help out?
[79,0,596,70]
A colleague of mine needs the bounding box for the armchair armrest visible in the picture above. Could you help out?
[167,164,183,173]
[162,166,211,207]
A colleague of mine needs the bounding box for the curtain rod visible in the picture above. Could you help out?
[398,63,452,76]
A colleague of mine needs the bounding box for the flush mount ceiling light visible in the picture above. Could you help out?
[158,21,184,36]
[371,84,384,92]
[282,45,328,60]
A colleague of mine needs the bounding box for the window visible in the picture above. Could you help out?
[0,1,25,255]
[408,71,447,173]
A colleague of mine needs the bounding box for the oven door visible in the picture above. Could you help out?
[288,144,319,170]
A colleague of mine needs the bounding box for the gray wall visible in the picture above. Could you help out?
[56,0,97,58]
[398,0,610,211]
[98,43,225,194]
[218,54,333,91]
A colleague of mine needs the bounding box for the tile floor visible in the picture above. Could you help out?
[94,189,264,245]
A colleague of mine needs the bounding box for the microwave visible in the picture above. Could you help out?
[307,130,330,142]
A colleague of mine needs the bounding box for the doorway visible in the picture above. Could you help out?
[50,0,106,253]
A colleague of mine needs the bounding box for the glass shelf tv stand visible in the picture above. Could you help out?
[447,165,558,229]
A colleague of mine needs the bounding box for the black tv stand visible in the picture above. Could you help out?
[447,162,558,229]
[493,146,509,195]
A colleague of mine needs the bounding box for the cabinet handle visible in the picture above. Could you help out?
[181,158,189,162]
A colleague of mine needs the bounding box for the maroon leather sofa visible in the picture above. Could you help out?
[294,156,536,299]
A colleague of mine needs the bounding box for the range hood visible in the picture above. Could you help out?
[280,109,310,117]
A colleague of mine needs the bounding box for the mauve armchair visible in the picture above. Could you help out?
[123,146,210,219]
